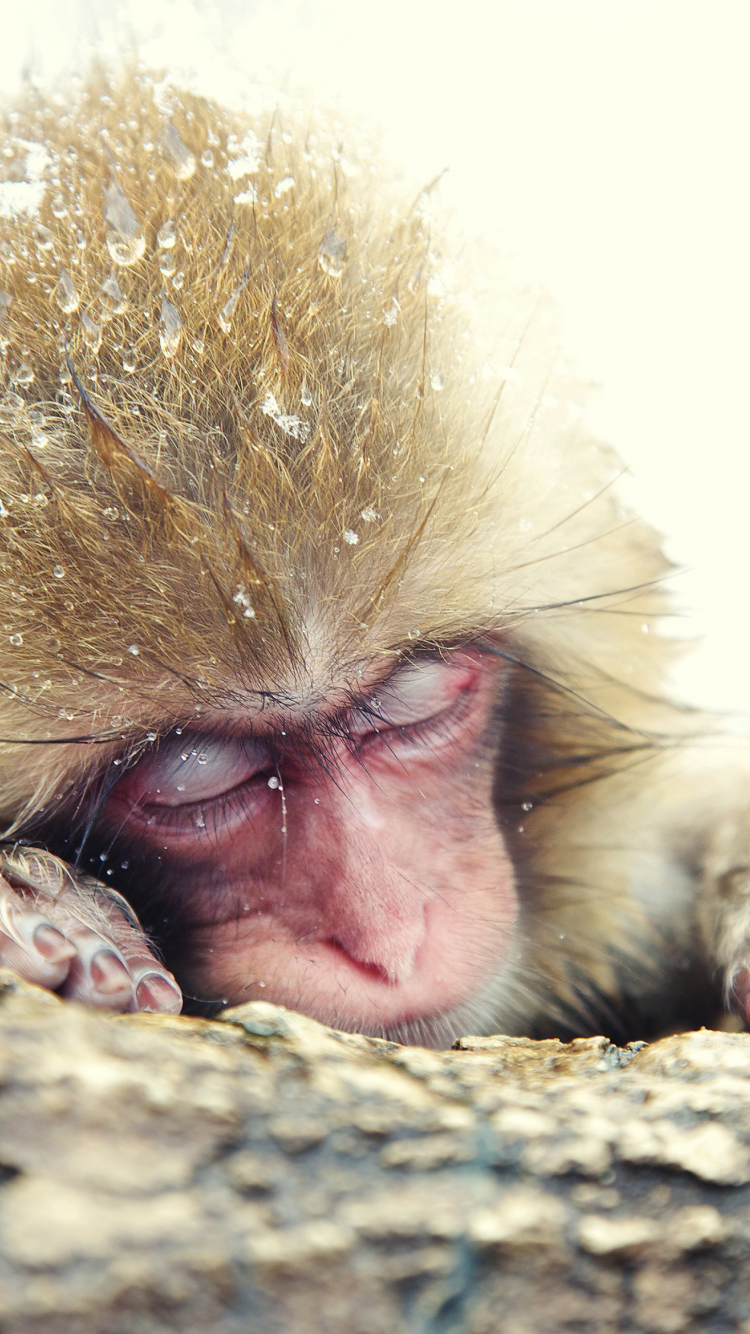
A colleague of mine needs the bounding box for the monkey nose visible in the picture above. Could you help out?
[325,905,428,986]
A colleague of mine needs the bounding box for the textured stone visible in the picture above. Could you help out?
[0,972,750,1331]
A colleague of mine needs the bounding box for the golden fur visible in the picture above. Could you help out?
[0,69,702,1037]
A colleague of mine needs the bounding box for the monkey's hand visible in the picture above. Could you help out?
[701,813,750,1028]
[0,848,182,1013]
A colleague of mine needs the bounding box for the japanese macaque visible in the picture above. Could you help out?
[0,69,745,1047]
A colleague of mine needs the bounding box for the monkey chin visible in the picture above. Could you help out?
[178,878,519,1046]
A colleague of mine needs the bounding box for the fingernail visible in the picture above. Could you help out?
[90,949,132,996]
[136,973,183,1014]
[33,923,76,963]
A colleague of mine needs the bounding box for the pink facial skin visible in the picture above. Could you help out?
[104,647,518,1040]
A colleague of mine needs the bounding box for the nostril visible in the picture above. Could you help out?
[327,937,391,984]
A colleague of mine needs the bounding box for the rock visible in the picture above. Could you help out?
[0,971,749,1332]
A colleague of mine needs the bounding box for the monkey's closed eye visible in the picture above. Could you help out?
[116,734,274,810]
[349,655,480,748]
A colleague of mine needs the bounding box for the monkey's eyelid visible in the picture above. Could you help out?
[112,734,273,809]
[348,657,478,735]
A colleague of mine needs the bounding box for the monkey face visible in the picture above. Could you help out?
[78,646,516,1040]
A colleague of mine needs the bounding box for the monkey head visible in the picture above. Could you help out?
[0,70,694,1045]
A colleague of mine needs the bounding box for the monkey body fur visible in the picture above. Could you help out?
[0,69,741,1043]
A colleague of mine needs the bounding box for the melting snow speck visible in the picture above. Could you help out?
[261,391,310,443]
[226,131,261,180]
[0,181,46,219]
[233,586,256,619]
[384,296,401,327]
[343,529,359,545]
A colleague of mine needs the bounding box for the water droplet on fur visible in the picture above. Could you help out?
[318,228,346,278]
[159,296,181,357]
[9,634,22,646]
[52,564,64,579]
[80,312,102,354]
[200,149,214,168]
[100,276,126,317]
[195,815,206,829]
[407,628,421,640]
[107,233,146,267]
[105,183,145,266]
[159,251,176,277]
[127,644,140,656]
[12,363,33,386]
[122,348,137,374]
[430,372,445,392]
[300,383,312,407]
[50,195,67,218]
[54,269,79,313]
[218,289,240,333]
[161,123,196,180]
[33,223,55,251]
[157,220,176,249]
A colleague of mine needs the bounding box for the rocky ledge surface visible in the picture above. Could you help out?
[0,971,749,1332]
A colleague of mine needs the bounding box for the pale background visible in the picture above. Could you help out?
[1,0,748,712]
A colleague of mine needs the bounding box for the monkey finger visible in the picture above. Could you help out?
[0,876,78,990]
[104,927,182,1013]
[731,966,750,1028]
[123,952,183,1015]
[57,921,138,1010]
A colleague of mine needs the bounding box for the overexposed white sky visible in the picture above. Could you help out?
[1,0,748,710]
